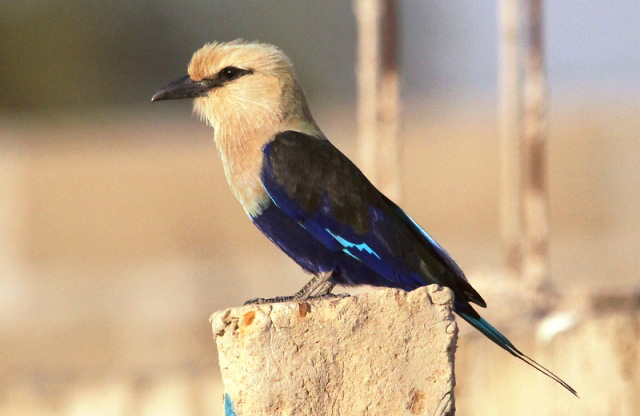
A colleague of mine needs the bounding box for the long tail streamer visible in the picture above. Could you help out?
[456,303,578,397]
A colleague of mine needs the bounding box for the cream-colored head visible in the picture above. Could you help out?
[151,40,322,216]
[187,40,319,143]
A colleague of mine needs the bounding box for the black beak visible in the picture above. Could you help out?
[151,75,214,102]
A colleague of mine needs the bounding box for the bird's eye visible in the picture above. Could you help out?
[220,66,244,81]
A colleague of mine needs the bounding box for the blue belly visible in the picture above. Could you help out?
[252,203,337,275]
[251,203,416,289]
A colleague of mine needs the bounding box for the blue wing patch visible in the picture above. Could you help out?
[325,228,381,260]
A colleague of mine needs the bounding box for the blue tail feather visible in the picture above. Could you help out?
[455,302,578,397]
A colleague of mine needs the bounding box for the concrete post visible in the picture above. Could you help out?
[210,286,457,416]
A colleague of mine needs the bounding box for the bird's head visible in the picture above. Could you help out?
[152,40,318,142]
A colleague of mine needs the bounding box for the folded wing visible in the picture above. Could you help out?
[261,130,485,307]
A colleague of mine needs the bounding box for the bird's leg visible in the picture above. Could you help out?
[313,280,336,296]
[292,271,332,300]
[244,271,348,305]
[308,280,351,301]
[244,273,327,305]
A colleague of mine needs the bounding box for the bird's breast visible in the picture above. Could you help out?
[214,123,319,218]
[222,145,271,218]
[218,139,271,218]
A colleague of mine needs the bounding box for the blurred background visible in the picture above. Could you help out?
[1,1,638,415]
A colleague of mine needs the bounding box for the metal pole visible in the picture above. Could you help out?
[354,0,382,186]
[378,0,401,201]
[354,0,401,201]
[523,0,550,289]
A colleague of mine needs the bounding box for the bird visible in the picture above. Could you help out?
[152,39,577,396]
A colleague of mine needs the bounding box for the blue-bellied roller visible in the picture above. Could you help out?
[152,40,576,396]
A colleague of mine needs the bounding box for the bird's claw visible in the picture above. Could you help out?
[244,292,350,305]
[244,295,295,305]
[310,292,351,301]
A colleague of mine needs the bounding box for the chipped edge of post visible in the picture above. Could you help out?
[211,286,456,337]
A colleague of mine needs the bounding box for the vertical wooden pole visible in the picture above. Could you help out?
[523,0,550,289]
[498,0,525,275]
[354,0,401,201]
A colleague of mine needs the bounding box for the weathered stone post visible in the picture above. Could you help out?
[210,285,457,416]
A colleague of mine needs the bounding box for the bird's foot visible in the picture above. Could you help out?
[243,292,350,305]
[244,295,296,305]
[244,271,343,305]
[308,292,351,301]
